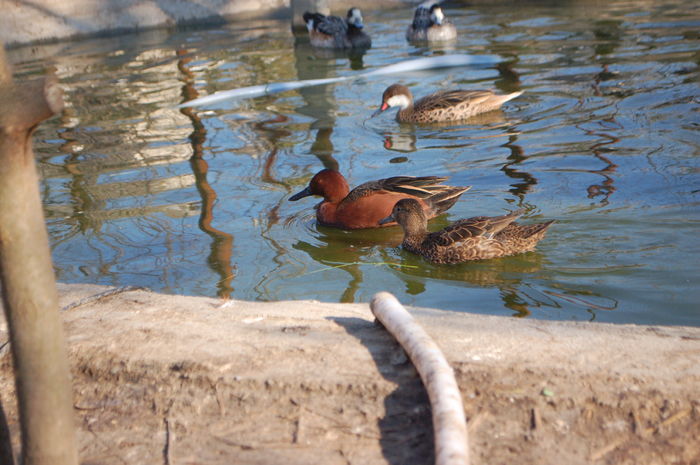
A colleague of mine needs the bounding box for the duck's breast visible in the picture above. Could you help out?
[335,193,429,229]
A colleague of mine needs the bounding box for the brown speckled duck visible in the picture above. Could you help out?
[371,83,523,123]
[289,169,470,230]
[303,8,371,49]
[406,2,457,42]
[379,198,554,263]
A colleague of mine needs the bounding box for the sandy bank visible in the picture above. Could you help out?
[0,283,698,464]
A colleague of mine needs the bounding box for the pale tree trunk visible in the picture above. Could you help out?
[0,44,78,465]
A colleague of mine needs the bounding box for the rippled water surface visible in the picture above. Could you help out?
[9,0,700,325]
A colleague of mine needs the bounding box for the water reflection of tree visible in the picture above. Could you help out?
[282,37,375,300]
[293,239,364,303]
[293,228,404,303]
[576,124,619,205]
[249,114,300,299]
[494,59,521,94]
[291,40,368,170]
[591,19,624,98]
[500,134,538,202]
[178,49,235,298]
[292,42,341,171]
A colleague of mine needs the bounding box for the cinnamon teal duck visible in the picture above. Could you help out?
[303,8,371,49]
[289,169,470,230]
[380,198,554,263]
[406,2,457,42]
[372,83,523,123]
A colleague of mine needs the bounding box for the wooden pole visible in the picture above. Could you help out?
[371,292,469,465]
[0,44,78,465]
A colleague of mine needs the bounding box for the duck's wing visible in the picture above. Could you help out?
[431,210,524,246]
[315,15,348,36]
[344,176,450,203]
[499,220,556,240]
[414,90,494,112]
[411,5,432,29]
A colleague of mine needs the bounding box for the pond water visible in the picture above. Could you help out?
[8,0,700,325]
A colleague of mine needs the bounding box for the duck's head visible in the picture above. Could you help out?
[289,169,350,203]
[346,8,364,29]
[371,84,413,117]
[379,198,428,233]
[429,4,445,25]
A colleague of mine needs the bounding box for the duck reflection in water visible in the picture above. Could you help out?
[379,109,512,155]
[377,244,548,317]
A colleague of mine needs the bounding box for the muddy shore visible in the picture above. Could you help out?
[0,283,698,464]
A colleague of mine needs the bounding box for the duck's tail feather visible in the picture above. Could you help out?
[520,219,556,239]
[428,185,471,214]
[383,176,449,197]
[496,90,524,106]
[482,209,525,238]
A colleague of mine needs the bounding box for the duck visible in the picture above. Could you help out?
[289,169,470,230]
[406,2,457,42]
[372,83,523,123]
[302,8,371,49]
[379,198,554,263]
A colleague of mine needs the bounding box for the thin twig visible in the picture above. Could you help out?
[163,417,171,465]
[300,261,418,277]
[61,286,145,311]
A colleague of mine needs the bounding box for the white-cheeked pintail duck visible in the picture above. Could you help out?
[372,83,523,123]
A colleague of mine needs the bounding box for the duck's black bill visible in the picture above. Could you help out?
[289,186,313,201]
[378,214,394,225]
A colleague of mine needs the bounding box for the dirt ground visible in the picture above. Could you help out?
[0,283,699,465]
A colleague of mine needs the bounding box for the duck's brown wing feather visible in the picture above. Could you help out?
[499,220,555,240]
[430,210,524,246]
[343,176,450,203]
[414,90,494,112]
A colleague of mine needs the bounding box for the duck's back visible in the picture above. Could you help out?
[406,7,430,37]
[404,214,553,263]
[309,15,351,48]
[408,90,496,123]
[495,221,555,252]
[319,176,466,229]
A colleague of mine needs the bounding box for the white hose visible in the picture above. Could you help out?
[370,291,469,465]
[178,54,499,108]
